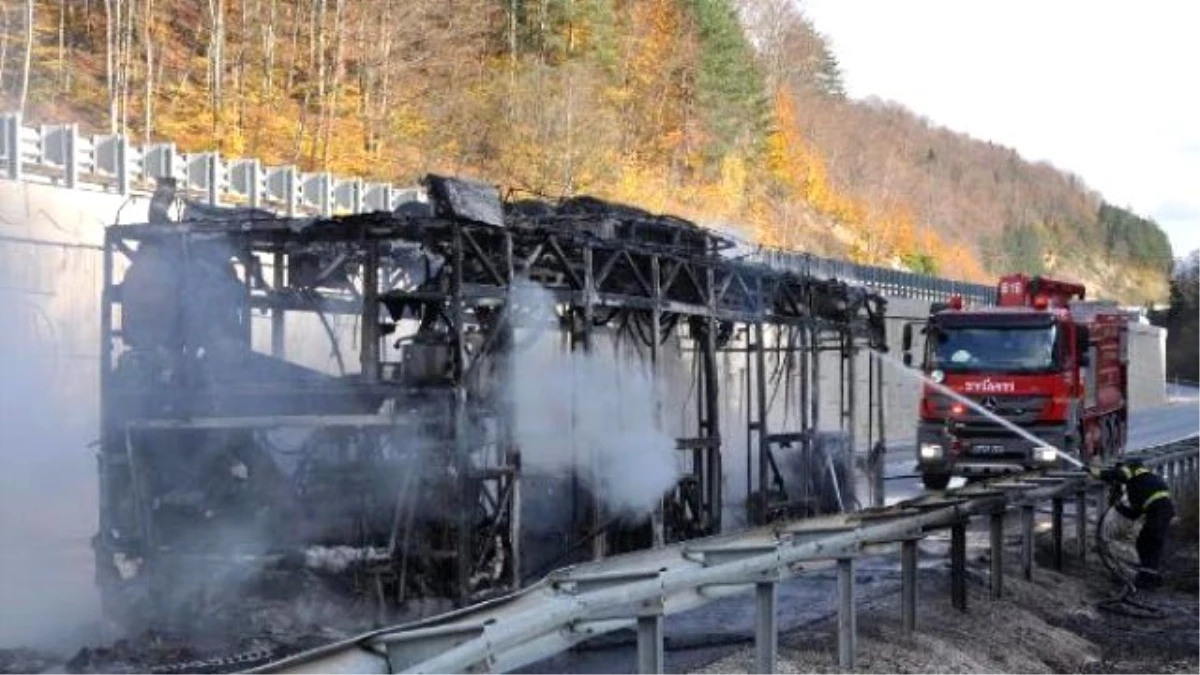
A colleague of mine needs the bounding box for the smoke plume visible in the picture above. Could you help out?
[0,237,105,651]
[507,280,682,519]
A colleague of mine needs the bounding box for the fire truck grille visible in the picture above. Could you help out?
[927,394,1049,425]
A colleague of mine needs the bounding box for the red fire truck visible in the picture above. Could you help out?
[902,274,1130,489]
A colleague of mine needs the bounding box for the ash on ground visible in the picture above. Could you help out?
[0,567,452,674]
[0,650,58,675]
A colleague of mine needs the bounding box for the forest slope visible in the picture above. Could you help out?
[0,0,1171,303]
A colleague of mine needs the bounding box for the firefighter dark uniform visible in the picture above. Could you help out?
[1095,461,1175,588]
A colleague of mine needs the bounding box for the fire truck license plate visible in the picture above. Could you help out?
[972,444,1005,454]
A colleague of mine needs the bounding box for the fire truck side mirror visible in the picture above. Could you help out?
[903,352,913,367]
[1075,326,1090,362]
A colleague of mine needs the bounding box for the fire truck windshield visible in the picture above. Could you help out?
[929,325,1058,373]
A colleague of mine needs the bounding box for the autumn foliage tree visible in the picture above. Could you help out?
[0,0,1171,302]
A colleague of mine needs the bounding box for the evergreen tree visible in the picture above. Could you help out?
[815,40,845,99]
[679,0,769,157]
[1000,223,1044,274]
[503,0,619,65]
[1150,251,1199,381]
[1098,202,1173,275]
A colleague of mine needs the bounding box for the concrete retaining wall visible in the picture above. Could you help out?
[0,180,124,643]
[1128,322,1168,411]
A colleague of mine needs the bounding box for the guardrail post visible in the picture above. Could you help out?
[636,613,663,674]
[989,510,1004,599]
[837,557,855,671]
[207,153,220,205]
[755,580,777,674]
[116,135,129,195]
[901,539,917,634]
[286,168,299,217]
[64,124,78,188]
[1076,489,1088,562]
[247,160,262,208]
[951,519,967,611]
[1021,504,1035,581]
[1051,497,1064,570]
[381,183,394,212]
[5,113,21,180]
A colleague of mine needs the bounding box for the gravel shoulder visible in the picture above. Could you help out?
[695,521,1199,674]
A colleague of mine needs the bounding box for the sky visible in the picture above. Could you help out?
[801,0,1200,258]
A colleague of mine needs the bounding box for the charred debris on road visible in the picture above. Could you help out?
[90,175,889,651]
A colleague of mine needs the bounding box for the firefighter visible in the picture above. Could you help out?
[1091,460,1175,589]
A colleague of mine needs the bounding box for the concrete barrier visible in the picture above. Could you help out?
[1128,322,1168,410]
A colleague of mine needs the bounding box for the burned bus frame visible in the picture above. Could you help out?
[96,177,888,619]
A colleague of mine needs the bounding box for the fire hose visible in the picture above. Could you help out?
[1094,498,1167,619]
[70,643,276,667]
[149,648,277,674]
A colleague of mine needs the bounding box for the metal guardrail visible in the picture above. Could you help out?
[0,112,420,216]
[256,437,1198,674]
[0,111,996,305]
[757,249,996,304]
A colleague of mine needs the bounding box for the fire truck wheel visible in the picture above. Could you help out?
[921,472,951,490]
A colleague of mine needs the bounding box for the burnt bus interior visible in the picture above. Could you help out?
[95,176,888,629]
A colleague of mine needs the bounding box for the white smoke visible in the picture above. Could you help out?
[0,239,106,650]
[507,281,682,519]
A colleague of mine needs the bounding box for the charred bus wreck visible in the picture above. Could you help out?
[95,176,888,630]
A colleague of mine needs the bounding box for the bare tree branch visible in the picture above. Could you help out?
[18,0,32,117]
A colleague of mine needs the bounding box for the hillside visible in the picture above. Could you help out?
[0,0,1172,303]
[740,0,1172,303]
